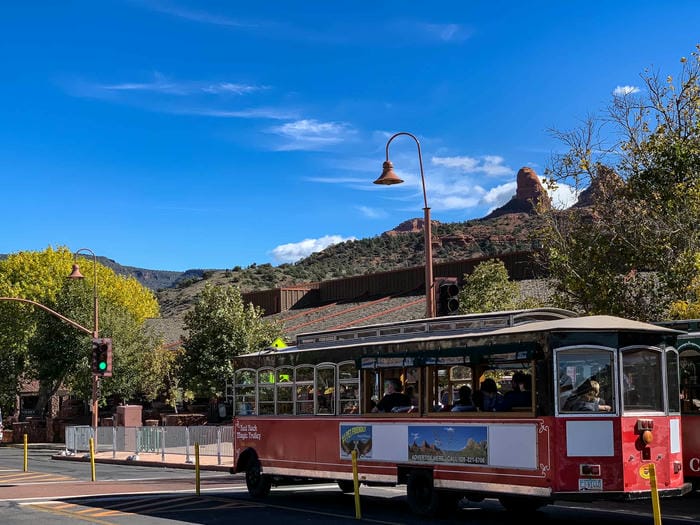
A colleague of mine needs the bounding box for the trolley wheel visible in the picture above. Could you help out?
[245,458,272,499]
[337,480,355,493]
[498,495,548,513]
[406,470,449,517]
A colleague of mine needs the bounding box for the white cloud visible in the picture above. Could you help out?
[100,76,185,95]
[99,73,265,96]
[431,155,513,177]
[268,119,355,151]
[481,182,517,206]
[356,205,387,219]
[142,1,254,28]
[202,82,264,95]
[306,176,368,185]
[479,179,579,212]
[547,182,580,209]
[613,85,640,96]
[271,235,356,263]
[61,74,289,120]
[391,21,472,43]
[423,23,471,42]
[177,107,296,120]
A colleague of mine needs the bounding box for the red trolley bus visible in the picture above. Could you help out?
[230,308,691,516]
[655,319,700,490]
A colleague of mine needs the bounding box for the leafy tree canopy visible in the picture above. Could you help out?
[0,246,163,416]
[458,260,539,314]
[180,283,283,398]
[538,44,700,320]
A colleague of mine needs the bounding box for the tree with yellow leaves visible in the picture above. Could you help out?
[0,246,168,419]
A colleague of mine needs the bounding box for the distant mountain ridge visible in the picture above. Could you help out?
[0,253,203,291]
[96,257,206,291]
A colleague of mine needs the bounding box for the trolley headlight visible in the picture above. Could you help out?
[635,419,654,447]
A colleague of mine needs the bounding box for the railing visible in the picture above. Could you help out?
[65,425,233,465]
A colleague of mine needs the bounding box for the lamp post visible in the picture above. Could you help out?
[374,132,435,318]
[67,248,100,429]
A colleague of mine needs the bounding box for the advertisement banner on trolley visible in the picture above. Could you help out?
[340,423,488,465]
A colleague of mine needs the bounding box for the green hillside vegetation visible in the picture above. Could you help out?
[153,213,542,319]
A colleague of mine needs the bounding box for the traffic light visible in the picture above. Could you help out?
[436,277,460,316]
[91,338,113,377]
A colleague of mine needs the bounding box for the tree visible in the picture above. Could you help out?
[0,246,165,418]
[458,260,538,314]
[538,45,700,320]
[668,254,700,318]
[180,283,284,398]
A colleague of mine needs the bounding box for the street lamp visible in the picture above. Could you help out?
[67,248,100,429]
[374,131,435,318]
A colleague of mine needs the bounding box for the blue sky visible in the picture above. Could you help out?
[1,2,699,271]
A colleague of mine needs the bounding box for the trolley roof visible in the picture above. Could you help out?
[488,315,684,337]
[236,309,682,364]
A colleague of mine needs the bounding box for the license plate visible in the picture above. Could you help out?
[578,478,603,491]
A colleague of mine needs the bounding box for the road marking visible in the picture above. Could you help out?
[23,494,264,522]
[0,471,76,484]
[28,502,119,525]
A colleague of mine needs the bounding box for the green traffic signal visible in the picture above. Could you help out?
[91,337,113,376]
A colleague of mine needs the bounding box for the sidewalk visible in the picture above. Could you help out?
[63,451,233,472]
[11,443,236,472]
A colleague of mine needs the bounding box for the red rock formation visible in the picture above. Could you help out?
[384,218,440,236]
[573,165,623,208]
[485,167,550,218]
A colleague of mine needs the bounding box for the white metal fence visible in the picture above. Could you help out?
[65,425,233,465]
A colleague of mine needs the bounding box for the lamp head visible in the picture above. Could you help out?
[374,161,404,185]
[67,263,85,280]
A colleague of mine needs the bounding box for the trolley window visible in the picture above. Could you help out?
[557,347,616,413]
[666,348,680,414]
[276,366,294,415]
[622,347,663,412]
[680,347,700,414]
[316,364,336,415]
[234,368,256,415]
[258,368,275,415]
[295,365,314,415]
[338,361,360,414]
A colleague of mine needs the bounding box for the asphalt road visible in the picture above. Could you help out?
[1,446,699,525]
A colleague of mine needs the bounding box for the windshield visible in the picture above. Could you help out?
[557,347,616,414]
[622,348,664,412]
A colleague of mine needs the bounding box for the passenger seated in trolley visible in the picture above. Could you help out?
[371,378,412,413]
[474,378,507,412]
[451,385,476,412]
[563,379,612,412]
[502,372,532,409]
[404,385,419,407]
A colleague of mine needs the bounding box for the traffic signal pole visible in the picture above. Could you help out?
[2,268,107,431]
[0,297,93,336]
[0,296,97,426]
[91,284,99,431]
[70,248,101,430]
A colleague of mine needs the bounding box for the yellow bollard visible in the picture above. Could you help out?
[648,463,662,525]
[89,437,96,482]
[23,434,28,472]
[352,449,361,519]
[195,442,200,496]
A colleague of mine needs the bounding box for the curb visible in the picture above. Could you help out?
[51,453,234,473]
[5,443,66,450]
